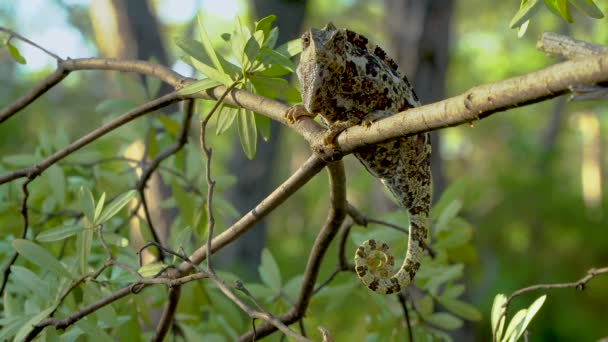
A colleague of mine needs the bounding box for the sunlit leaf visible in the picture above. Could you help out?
[509,0,543,28]
[178,78,222,95]
[138,263,166,278]
[492,294,507,342]
[511,295,546,341]
[255,15,276,38]
[186,57,233,86]
[502,308,527,342]
[237,108,257,159]
[275,38,302,57]
[176,38,240,76]
[197,13,224,74]
[258,248,281,291]
[92,192,105,225]
[78,225,93,274]
[97,190,137,224]
[569,0,604,18]
[7,42,26,64]
[12,239,72,279]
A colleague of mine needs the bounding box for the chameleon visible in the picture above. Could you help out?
[286,23,431,295]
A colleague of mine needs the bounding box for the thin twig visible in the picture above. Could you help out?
[0,27,63,60]
[0,92,183,185]
[180,155,326,272]
[493,266,608,342]
[0,179,32,297]
[239,161,347,341]
[398,292,414,342]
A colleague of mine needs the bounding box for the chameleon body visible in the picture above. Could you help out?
[287,23,431,294]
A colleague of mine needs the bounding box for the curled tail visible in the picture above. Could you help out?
[353,133,431,294]
[354,211,428,294]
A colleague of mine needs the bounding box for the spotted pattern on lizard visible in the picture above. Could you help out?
[286,23,431,295]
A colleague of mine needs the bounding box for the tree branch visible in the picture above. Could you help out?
[239,161,347,341]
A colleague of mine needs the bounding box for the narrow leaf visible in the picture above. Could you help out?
[7,42,26,64]
[93,192,106,224]
[79,186,95,224]
[12,239,72,279]
[255,15,276,38]
[569,0,604,18]
[237,108,257,159]
[502,309,527,342]
[491,294,507,341]
[513,295,546,341]
[510,0,543,28]
[197,13,224,73]
[437,297,482,321]
[178,78,222,95]
[103,232,129,247]
[97,190,137,224]
[14,306,55,341]
[426,312,463,330]
[37,225,83,242]
[185,56,233,86]
[215,104,239,135]
[258,248,282,291]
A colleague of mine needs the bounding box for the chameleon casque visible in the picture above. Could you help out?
[286,23,432,295]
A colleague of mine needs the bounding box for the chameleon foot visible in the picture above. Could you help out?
[285,104,317,124]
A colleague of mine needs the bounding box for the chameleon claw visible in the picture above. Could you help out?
[285,104,317,124]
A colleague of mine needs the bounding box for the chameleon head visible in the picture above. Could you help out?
[296,22,346,113]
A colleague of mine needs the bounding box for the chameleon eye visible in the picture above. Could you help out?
[302,33,311,49]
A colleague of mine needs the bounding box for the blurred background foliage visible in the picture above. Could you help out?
[0,0,607,341]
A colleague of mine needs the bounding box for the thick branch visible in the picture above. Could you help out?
[537,32,608,59]
[331,53,608,156]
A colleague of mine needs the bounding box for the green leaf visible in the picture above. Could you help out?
[431,178,465,220]
[145,61,162,97]
[2,153,38,167]
[94,192,106,224]
[185,56,233,86]
[95,98,134,116]
[7,42,26,64]
[436,297,482,321]
[215,104,239,135]
[259,47,295,72]
[97,190,136,224]
[78,225,93,274]
[511,295,546,341]
[10,265,50,299]
[75,318,114,341]
[434,218,472,250]
[243,35,261,69]
[237,108,257,159]
[47,165,65,206]
[258,248,282,291]
[158,114,181,137]
[197,13,224,74]
[491,294,507,341]
[12,239,72,279]
[426,312,463,330]
[545,0,573,22]
[176,38,240,76]
[510,0,543,28]
[37,225,83,242]
[103,232,129,247]
[502,309,528,342]
[147,126,159,159]
[255,15,276,38]
[569,0,604,18]
[275,38,303,57]
[138,263,166,277]
[255,112,271,142]
[249,76,289,99]
[14,306,56,341]
[415,295,434,318]
[178,78,222,95]
[443,284,465,298]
